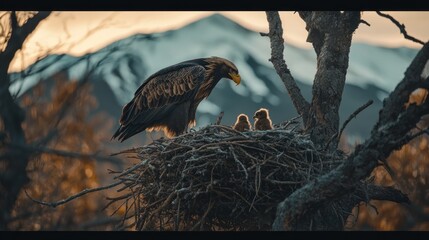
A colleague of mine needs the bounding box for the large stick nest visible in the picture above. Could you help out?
[109,120,345,230]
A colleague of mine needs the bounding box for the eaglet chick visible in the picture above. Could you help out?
[233,114,251,132]
[253,108,273,130]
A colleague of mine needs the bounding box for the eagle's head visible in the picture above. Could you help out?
[206,57,241,85]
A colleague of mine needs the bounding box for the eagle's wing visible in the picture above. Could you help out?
[119,64,206,125]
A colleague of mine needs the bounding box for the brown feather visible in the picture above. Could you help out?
[253,108,273,130]
[112,57,240,142]
[233,114,251,132]
[136,66,204,109]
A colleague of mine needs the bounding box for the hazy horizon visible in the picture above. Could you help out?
[9,11,429,72]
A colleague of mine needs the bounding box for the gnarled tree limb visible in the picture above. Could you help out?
[361,185,410,204]
[374,42,429,134]
[267,12,361,150]
[272,41,429,230]
[376,11,425,46]
[264,11,310,123]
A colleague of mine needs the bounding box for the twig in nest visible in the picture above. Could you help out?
[376,11,425,45]
[215,111,224,125]
[108,124,343,230]
[190,200,215,231]
[325,100,373,150]
[230,146,248,180]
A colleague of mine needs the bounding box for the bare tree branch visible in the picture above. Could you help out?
[12,12,122,81]
[272,41,429,231]
[339,99,373,140]
[33,47,120,147]
[1,11,51,82]
[215,111,224,125]
[24,181,122,208]
[325,100,374,150]
[374,42,429,134]
[376,11,425,45]
[359,19,371,27]
[393,127,429,150]
[3,141,122,166]
[360,185,410,204]
[264,11,310,122]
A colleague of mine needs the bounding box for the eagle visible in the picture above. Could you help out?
[253,108,273,130]
[233,114,251,132]
[112,57,241,142]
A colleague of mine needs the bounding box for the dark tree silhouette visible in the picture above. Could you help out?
[0,11,51,230]
[263,11,428,231]
[0,11,122,230]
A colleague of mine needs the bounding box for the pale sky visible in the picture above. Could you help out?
[9,11,429,72]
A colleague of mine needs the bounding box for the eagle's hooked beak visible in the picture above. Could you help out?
[229,73,241,86]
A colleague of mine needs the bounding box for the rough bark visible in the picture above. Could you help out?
[0,11,51,230]
[290,184,410,230]
[272,41,429,230]
[265,11,361,150]
[299,11,361,150]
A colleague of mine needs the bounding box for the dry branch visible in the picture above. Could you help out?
[325,100,374,150]
[2,141,122,165]
[338,100,374,142]
[376,11,425,45]
[215,111,224,125]
[359,19,371,27]
[264,11,310,120]
[25,181,122,208]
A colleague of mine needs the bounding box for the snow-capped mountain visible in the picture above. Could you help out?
[9,14,420,142]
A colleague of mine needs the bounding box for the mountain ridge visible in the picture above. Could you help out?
[9,13,420,142]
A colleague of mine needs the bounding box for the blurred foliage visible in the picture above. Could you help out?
[350,88,429,230]
[7,74,120,230]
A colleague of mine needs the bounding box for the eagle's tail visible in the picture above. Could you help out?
[111,123,147,142]
[111,126,123,142]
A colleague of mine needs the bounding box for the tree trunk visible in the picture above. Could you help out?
[0,83,28,230]
[0,11,51,230]
[299,11,360,150]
